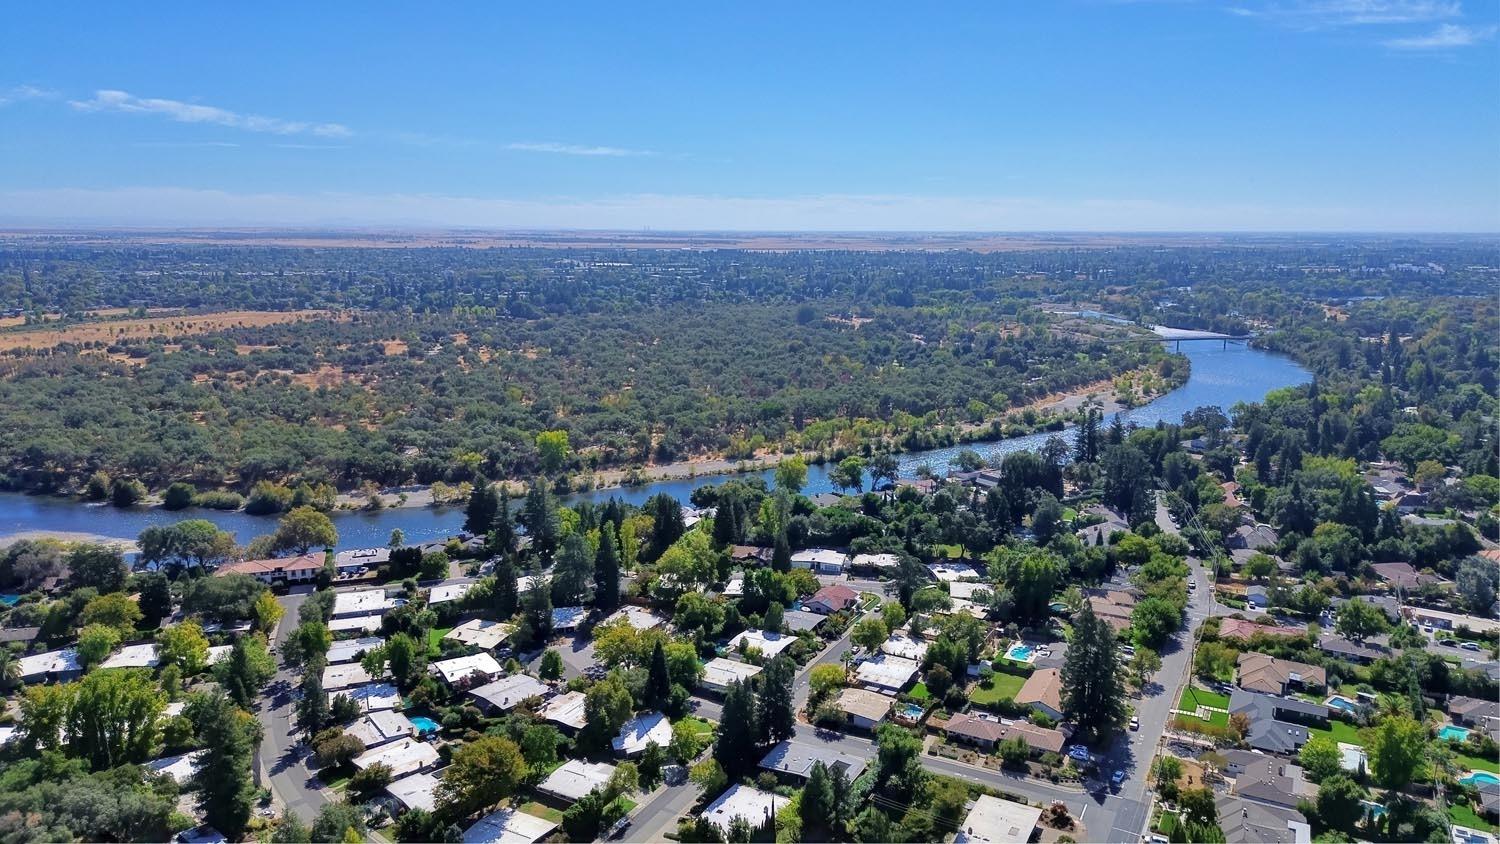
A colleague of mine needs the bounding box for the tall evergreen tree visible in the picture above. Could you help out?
[487,493,516,557]
[519,579,554,648]
[771,531,791,573]
[593,525,622,610]
[296,670,329,736]
[464,479,499,537]
[521,483,560,562]
[715,679,759,777]
[1061,605,1126,741]
[551,533,595,607]
[194,692,260,840]
[644,492,685,562]
[645,640,672,708]
[800,761,834,833]
[756,656,795,747]
[1074,408,1101,463]
[492,556,520,619]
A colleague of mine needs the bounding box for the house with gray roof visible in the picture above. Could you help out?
[1228,690,1328,755]
[758,738,868,782]
[1215,795,1311,844]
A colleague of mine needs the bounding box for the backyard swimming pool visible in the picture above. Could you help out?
[1324,695,1359,714]
[1460,771,1500,788]
[1438,725,1471,742]
[896,703,924,721]
[1005,642,1038,664]
[409,716,440,734]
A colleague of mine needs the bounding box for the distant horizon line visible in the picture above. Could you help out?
[2,225,1497,237]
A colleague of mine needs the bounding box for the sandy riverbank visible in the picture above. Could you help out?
[0,530,140,553]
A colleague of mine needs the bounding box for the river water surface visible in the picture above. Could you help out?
[0,342,1308,550]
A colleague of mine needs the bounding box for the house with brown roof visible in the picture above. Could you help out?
[1369,562,1444,591]
[944,713,1007,750]
[835,687,892,730]
[1221,481,1243,509]
[1015,668,1064,721]
[1236,652,1326,696]
[214,553,324,585]
[805,584,859,615]
[1087,590,1136,633]
[1218,618,1300,642]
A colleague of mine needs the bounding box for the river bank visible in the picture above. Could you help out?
[0,343,1309,550]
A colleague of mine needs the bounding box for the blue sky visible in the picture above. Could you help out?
[1,1,1496,231]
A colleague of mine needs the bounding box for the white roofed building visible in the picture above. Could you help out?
[342,682,401,712]
[344,710,419,749]
[468,674,550,713]
[539,759,617,802]
[352,736,439,778]
[855,654,920,693]
[792,549,847,574]
[332,589,394,618]
[462,808,557,844]
[384,771,441,813]
[17,648,81,683]
[551,606,587,630]
[702,658,763,693]
[603,606,667,630]
[728,629,798,658]
[100,643,160,670]
[954,795,1043,844]
[323,662,377,691]
[431,653,504,687]
[700,785,788,833]
[538,690,588,731]
[612,711,672,757]
[429,582,476,605]
[445,618,515,650]
[328,636,385,664]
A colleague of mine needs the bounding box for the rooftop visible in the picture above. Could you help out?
[327,636,385,664]
[462,808,558,844]
[445,618,515,650]
[1015,667,1063,713]
[17,648,80,677]
[468,673,549,711]
[428,582,476,604]
[430,652,503,685]
[729,628,798,658]
[538,690,588,730]
[385,771,441,813]
[538,758,617,802]
[703,657,764,689]
[322,662,377,690]
[332,588,393,617]
[954,795,1043,844]
[352,736,439,778]
[612,710,672,756]
[700,784,788,832]
[603,605,667,631]
[99,642,160,670]
[854,654,920,691]
[344,710,418,748]
[551,606,588,629]
[836,687,893,722]
[758,738,868,781]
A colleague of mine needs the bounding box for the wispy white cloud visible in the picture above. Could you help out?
[131,141,241,149]
[69,90,351,138]
[506,141,654,157]
[0,186,1489,232]
[1384,21,1497,46]
[0,84,58,106]
[1236,0,1462,27]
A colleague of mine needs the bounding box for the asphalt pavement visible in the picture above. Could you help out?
[255,587,332,824]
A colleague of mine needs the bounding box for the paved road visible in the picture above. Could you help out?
[621,777,703,843]
[255,587,332,824]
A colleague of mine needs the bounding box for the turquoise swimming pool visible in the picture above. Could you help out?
[1324,695,1359,714]
[1006,642,1038,663]
[1438,725,1470,742]
[1460,770,1500,787]
[410,716,440,734]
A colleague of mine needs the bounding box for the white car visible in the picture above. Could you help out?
[1130,716,1140,731]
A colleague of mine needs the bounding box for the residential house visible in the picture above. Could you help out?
[384,771,440,813]
[213,553,323,586]
[729,629,798,658]
[1220,618,1301,642]
[854,654,920,694]
[1236,653,1327,696]
[1449,696,1500,733]
[428,582,475,605]
[327,636,384,665]
[431,653,504,688]
[99,643,160,670]
[334,548,390,574]
[928,561,981,582]
[782,610,826,633]
[835,688,892,729]
[1229,524,1280,551]
[954,795,1043,844]
[805,584,859,615]
[467,673,549,713]
[612,711,672,757]
[1316,634,1387,664]
[880,633,929,662]
[344,710,419,749]
[1245,585,1269,610]
[17,648,81,684]
[352,737,439,778]
[444,618,514,651]
[331,588,394,619]
[1015,668,1064,721]
[603,606,667,631]
[1228,752,1315,810]
[322,663,376,691]
[537,690,588,733]
[948,468,1002,491]
[1403,607,1500,636]
[1215,795,1311,844]
[146,751,204,785]
[701,658,763,693]
[791,548,847,574]
[728,545,770,564]
[1228,690,1328,755]
[343,682,401,712]
[461,808,557,844]
[1370,562,1443,591]
[1087,589,1138,633]
[758,739,868,782]
[538,759,616,803]
[700,785,787,833]
[944,713,1007,750]
[848,553,900,573]
[550,606,588,631]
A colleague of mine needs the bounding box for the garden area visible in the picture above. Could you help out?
[968,672,1026,707]
[1175,687,1230,727]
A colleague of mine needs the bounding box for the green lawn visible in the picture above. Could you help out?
[969,673,1026,706]
[908,683,931,702]
[679,716,717,737]
[1450,803,1499,833]
[428,626,452,656]
[1457,752,1500,775]
[518,802,564,823]
[1308,719,1364,747]
[1176,687,1230,726]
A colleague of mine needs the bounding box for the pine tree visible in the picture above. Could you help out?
[519,579,554,648]
[800,761,834,833]
[594,525,622,610]
[1061,605,1126,741]
[646,640,672,708]
[644,492,685,562]
[551,533,594,607]
[296,670,329,736]
[488,494,516,556]
[756,656,795,747]
[764,601,785,633]
[464,479,499,537]
[771,531,791,573]
[715,679,759,777]
[492,556,520,619]
[522,483,561,562]
[195,692,259,840]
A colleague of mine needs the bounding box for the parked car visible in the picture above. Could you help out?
[1067,745,1091,763]
[1111,769,1126,786]
[1460,642,1482,652]
[1438,639,1459,647]
[1130,716,1140,731]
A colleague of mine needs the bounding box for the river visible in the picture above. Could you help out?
[0,342,1308,550]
